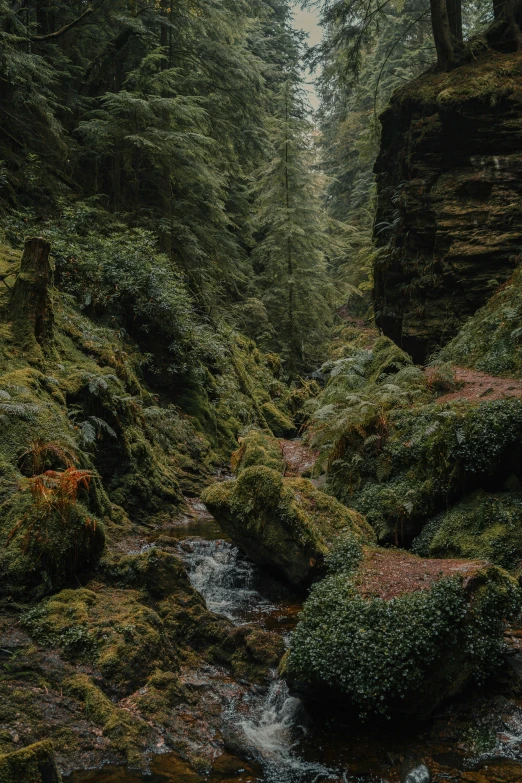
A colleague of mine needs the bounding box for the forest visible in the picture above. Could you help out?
[2,0,522,781]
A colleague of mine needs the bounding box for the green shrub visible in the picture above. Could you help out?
[286,553,520,717]
[412,490,522,569]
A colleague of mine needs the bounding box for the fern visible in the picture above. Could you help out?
[0,402,39,419]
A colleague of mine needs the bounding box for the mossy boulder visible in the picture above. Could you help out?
[412,490,522,570]
[231,429,284,475]
[23,549,284,693]
[99,547,189,599]
[0,477,106,599]
[23,586,174,694]
[285,540,521,717]
[0,740,61,783]
[260,401,296,438]
[202,466,375,587]
[328,396,522,543]
[64,674,151,766]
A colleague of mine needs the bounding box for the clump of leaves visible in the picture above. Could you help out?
[286,567,521,718]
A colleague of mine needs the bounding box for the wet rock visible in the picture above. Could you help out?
[202,466,375,587]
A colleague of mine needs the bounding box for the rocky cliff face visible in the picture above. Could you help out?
[374,49,522,362]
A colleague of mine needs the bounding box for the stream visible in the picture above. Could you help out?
[67,512,522,783]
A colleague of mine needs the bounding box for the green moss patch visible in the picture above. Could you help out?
[0,740,61,783]
[231,429,284,475]
[412,490,522,570]
[260,402,296,438]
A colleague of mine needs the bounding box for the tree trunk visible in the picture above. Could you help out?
[446,0,463,42]
[503,0,522,48]
[9,237,54,351]
[430,0,456,68]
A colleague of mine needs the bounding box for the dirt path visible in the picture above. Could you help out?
[434,367,522,404]
[279,439,318,477]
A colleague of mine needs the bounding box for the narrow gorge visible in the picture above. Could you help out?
[3,1,522,783]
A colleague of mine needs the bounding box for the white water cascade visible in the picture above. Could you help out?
[179,536,339,783]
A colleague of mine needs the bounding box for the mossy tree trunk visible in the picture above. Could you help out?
[9,236,54,351]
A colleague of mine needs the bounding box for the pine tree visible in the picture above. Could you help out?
[251,77,334,371]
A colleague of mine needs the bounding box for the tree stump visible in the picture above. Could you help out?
[9,237,54,350]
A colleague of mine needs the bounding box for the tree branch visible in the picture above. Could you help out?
[30,6,93,42]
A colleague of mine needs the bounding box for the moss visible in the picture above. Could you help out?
[412,490,522,569]
[23,587,175,694]
[436,264,522,377]
[367,336,413,381]
[202,465,374,587]
[64,674,150,767]
[99,548,190,599]
[321,379,522,542]
[260,401,296,438]
[0,740,61,783]
[0,492,105,597]
[285,546,521,717]
[231,429,284,475]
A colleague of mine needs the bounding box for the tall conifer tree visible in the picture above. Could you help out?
[251,76,333,371]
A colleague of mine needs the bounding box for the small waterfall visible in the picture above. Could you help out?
[178,537,276,622]
[180,535,339,782]
[234,678,337,783]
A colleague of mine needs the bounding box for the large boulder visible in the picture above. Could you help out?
[284,540,521,717]
[374,50,522,362]
[201,466,375,587]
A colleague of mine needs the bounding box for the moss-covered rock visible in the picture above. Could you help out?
[373,49,522,362]
[436,263,522,377]
[23,548,284,693]
[285,539,521,717]
[0,740,61,783]
[64,674,150,766]
[231,429,284,475]
[202,466,375,587]
[23,586,174,694]
[260,401,296,438]
[327,393,522,543]
[412,490,522,570]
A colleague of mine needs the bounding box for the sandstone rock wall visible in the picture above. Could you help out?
[374,50,522,362]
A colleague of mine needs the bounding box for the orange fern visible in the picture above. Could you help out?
[18,438,77,476]
[8,468,95,549]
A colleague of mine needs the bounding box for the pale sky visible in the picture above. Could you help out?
[291,4,322,111]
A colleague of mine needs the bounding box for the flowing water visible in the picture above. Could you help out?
[67,512,522,783]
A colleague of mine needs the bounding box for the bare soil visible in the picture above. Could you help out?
[434,367,522,404]
[356,548,487,600]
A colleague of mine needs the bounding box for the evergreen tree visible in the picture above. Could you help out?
[251,77,334,371]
